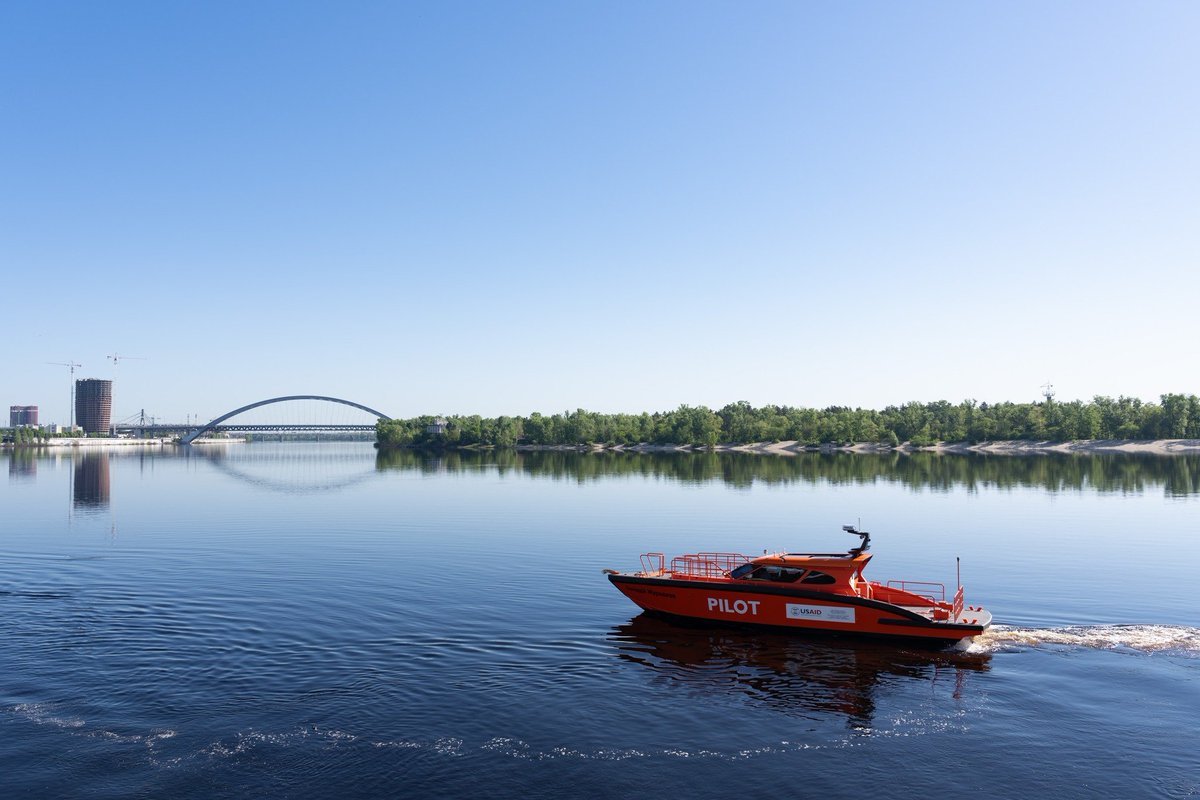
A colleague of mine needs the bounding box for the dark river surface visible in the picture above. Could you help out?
[2,443,1198,798]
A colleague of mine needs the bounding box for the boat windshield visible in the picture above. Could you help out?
[732,565,806,583]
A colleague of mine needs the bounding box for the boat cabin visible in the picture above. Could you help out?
[731,551,873,597]
[728,525,875,597]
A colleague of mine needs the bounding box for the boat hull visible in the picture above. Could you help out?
[608,574,989,644]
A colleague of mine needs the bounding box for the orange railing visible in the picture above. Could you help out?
[885,580,946,603]
[668,552,751,580]
[639,552,666,576]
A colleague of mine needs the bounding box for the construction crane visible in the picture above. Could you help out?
[47,361,83,428]
[108,353,146,366]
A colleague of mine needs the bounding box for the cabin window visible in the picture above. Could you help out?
[740,566,805,583]
[729,564,756,579]
[800,570,836,585]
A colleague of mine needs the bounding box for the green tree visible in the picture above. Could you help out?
[718,401,762,443]
[491,416,522,447]
[1160,394,1191,439]
[456,415,484,445]
[671,405,721,446]
[565,409,597,444]
[523,412,552,444]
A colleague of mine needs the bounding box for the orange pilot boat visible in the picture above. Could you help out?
[605,526,991,646]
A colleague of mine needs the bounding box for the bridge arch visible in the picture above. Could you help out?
[180,395,392,444]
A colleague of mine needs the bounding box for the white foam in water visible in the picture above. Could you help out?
[10,703,86,730]
[965,624,1200,654]
[478,735,942,761]
[6,703,182,766]
[481,737,813,761]
[3,704,967,767]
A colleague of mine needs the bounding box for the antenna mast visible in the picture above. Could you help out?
[1041,382,1056,403]
[47,361,83,429]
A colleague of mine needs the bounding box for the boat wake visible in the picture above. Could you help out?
[1,709,962,770]
[963,624,1200,655]
[7,703,180,766]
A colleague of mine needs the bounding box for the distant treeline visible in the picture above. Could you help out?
[375,395,1200,448]
[3,427,52,445]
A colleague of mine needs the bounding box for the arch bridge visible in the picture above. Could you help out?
[179,395,392,445]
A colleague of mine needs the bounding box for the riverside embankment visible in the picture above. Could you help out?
[0,437,241,449]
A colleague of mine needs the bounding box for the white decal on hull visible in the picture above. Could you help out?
[707,597,761,615]
[786,603,855,623]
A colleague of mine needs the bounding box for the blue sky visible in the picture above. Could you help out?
[4,1,1197,425]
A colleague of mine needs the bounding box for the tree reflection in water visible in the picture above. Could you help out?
[376,447,1200,496]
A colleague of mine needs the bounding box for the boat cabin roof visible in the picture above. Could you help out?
[747,526,873,574]
[722,527,874,590]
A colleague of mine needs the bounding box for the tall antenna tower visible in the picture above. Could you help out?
[1041,382,1056,403]
[47,361,83,428]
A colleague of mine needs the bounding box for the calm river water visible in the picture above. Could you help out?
[2,443,1198,798]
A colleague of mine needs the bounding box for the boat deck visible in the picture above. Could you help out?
[900,605,992,627]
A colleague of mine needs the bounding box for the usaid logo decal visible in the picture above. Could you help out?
[786,603,855,623]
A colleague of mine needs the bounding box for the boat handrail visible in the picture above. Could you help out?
[639,552,665,576]
[669,552,751,580]
[885,579,946,603]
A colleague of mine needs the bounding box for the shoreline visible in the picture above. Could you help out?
[0,436,242,449]
[1,437,175,449]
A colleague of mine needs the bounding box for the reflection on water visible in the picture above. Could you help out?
[190,445,378,494]
[8,449,37,480]
[376,447,1200,495]
[72,452,110,508]
[6,445,1200,500]
[608,613,990,726]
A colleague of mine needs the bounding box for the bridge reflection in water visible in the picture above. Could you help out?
[190,444,380,494]
[40,445,383,520]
